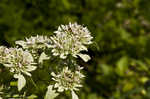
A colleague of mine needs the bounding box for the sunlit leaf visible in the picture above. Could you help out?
[116,56,128,76]
[28,94,38,99]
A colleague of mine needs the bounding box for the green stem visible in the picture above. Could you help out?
[30,77,38,89]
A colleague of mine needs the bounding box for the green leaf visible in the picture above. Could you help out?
[0,85,3,92]
[28,94,37,99]
[116,56,128,76]
[123,82,134,92]
[135,60,148,71]
[10,81,17,86]
[101,64,112,75]
[13,94,19,98]
[44,85,59,99]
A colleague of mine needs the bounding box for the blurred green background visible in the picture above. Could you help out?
[1,0,150,99]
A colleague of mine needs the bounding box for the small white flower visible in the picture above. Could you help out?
[50,22,93,62]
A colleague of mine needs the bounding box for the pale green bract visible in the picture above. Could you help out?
[14,74,26,91]
[72,90,79,99]
[44,85,59,99]
[77,53,91,62]
[39,52,50,64]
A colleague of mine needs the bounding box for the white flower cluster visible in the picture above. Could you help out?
[0,47,36,91]
[50,22,93,62]
[48,66,84,99]
[51,66,84,92]
[45,23,93,99]
[0,47,36,75]
[0,22,93,99]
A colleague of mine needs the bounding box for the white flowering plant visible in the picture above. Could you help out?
[0,22,93,99]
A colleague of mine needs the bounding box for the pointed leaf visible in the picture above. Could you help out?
[116,56,128,76]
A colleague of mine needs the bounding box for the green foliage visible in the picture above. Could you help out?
[0,0,150,99]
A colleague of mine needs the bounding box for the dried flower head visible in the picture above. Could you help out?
[50,22,93,61]
[51,66,84,92]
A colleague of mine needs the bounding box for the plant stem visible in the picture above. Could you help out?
[30,77,38,89]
